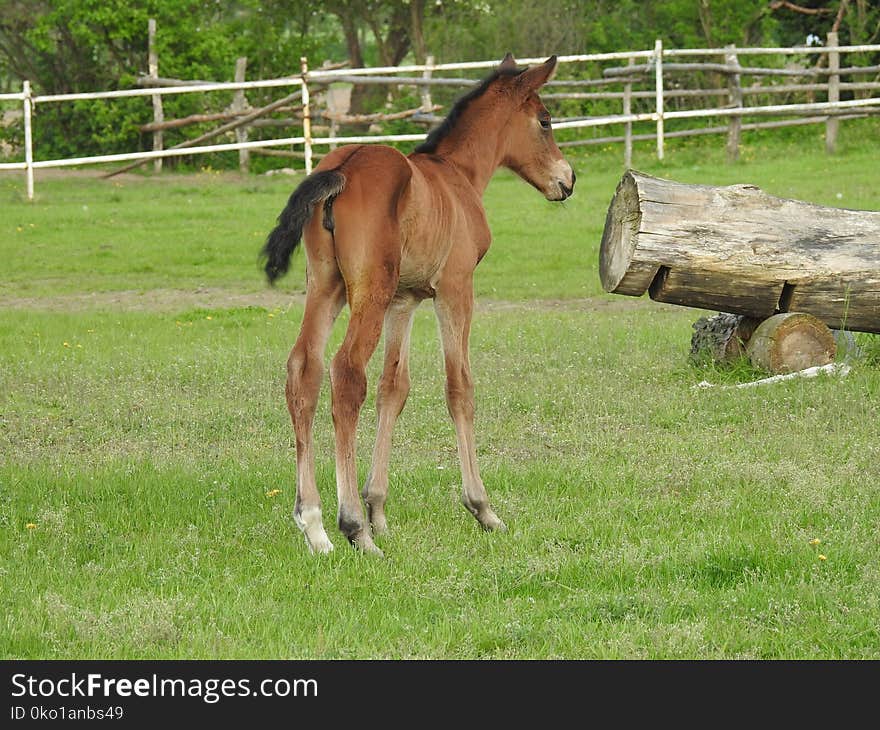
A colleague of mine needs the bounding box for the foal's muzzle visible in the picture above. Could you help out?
[549,164,576,201]
[558,170,576,200]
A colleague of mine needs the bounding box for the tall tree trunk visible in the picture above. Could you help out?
[333,8,375,118]
[698,0,713,46]
[327,2,421,115]
[339,13,364,69]
[410,0,427,64]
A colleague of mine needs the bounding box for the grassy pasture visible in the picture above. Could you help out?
[1,124,879,659]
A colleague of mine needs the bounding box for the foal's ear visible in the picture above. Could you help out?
[517,55,558,92]
[499,52,518,71]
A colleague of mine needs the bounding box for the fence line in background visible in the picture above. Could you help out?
[2,35,879,198]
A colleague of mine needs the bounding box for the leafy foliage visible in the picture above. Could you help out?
[0,0,339,158]
[1,0,877,163]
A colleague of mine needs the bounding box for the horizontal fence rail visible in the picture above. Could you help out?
[31,77,305,103]
[1,36,879,198]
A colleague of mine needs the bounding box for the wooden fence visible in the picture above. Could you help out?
[1,31,879,199]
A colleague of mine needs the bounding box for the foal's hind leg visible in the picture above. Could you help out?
[434,282,506,532]
[362,294,420,534]
[287,274,346,554]
[330,285,396,554]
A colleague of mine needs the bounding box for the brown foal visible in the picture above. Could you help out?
[262,53,575,554]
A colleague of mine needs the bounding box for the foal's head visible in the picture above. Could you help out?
[493,53,576,201]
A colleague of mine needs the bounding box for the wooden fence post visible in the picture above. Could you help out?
[232,57,249,173]
[624,56,634,168]
[826,31,839,154]
[148,19,163,173]
[725,44,742,162]
[328,107,338,152]
[654,39,664,160]
[421,54,435,113]
[300,56,313,175]
[23,80,34,200]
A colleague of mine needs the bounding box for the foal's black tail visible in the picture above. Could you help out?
[260,169,346,284]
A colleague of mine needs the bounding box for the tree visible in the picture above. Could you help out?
[767,0,880,46]
[322,0,430,68]
[0,0,335,157]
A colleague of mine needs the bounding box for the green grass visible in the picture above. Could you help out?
[2,121,880,658]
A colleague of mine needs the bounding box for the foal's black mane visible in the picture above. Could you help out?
[413,65,525,155]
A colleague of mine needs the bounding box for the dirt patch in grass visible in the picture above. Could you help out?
[0,287,303,313]
[2,168,256,185]
[0,287,677,315]
[478,297,675,314]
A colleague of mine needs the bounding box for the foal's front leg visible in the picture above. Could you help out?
[433,285,506,532]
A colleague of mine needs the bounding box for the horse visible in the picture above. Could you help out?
[261,53,575,555]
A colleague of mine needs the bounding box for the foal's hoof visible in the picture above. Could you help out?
[368,511,389,536]
[304,532,335,554]
[351,532,385,557]
[478,510,507,532]
[295,507,335,554]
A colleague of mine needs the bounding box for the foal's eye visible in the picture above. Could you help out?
[540,117,552,130]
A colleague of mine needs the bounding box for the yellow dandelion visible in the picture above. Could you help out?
[76,344,82,349]
[266,489,282,498]
[16,226,23,232]
[268,313,275,318]
[62,341,70,348]
[206,316,213,320]
[809,538,821,546]
[818,554,827,561]
[26,523,37,529]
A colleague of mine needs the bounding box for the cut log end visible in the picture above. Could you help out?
[745,312,837,374]
[599,171,649,295]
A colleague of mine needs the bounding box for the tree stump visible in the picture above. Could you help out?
[599,170,880,334]
[690,313,761,363]
[690,311,854,373]
[745,312,836,373]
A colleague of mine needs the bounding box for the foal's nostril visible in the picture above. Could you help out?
[570,169,577,188]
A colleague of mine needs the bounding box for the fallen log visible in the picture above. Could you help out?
[599,170,880,334]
